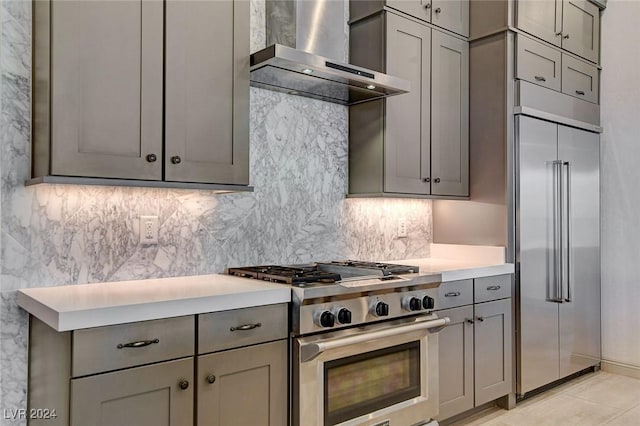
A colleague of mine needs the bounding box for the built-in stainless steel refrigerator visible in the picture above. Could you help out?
[516,115,601,395]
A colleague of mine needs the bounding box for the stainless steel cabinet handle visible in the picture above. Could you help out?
[552,160,564,303]
[206,374,216,384]
[435,7,442,13]
[563,34,570,39]
[487,285,501,291]
[434,177,441,183]
[575,90,585,96]
[178,379,189,390]
[171,156,182,164]
[230,323,262,332]
[534,76,547,82]
[476,316,484,322]
[445,291,461,297]
[117,338,159,349]
[146,154,157,162]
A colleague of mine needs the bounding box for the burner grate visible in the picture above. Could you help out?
[227,265,341,285]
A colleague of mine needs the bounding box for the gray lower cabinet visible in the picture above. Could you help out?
[197,340,287,426]
[436,276,513,421]
[349,11,469,198]
[437,305,474,420]
[32,0,250,188]
[70,358,194,426]
[515,0,600,63]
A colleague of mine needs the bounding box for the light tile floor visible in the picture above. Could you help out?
[451,372,640,426]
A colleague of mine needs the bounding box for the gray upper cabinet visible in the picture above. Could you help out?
[32,0,250,189]
[70,358,194,426]
[384,13,432,195]
[45,0,163,180]
[561,0,600,63]
[516,0,600,63]
[516,0,563,46]
[516,34,562,91]
[351,0,469,37]
[432,0,470,37]
[349,11,469,198]
[431,31,469,197]
[165,0,249,185]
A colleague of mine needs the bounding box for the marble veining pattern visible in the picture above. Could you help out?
[0,0,432,422]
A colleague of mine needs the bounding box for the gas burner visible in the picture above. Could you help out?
[320,260,418,276]
[227,265,341,286]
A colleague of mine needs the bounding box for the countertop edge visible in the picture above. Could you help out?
[440,264,515,282]
[19,287,291,332]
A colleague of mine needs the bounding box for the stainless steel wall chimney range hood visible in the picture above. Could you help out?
[250,0,410,105]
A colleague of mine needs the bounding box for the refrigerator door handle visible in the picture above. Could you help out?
[563,161,572,302]
[552,160,564,303]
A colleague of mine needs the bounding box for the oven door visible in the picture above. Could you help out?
[294,315,449,426]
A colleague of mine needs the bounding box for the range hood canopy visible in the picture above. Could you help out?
[250,0,410,105]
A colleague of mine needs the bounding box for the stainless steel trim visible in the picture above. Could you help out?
[299,317,449,362]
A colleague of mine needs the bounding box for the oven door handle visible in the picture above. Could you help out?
[299,317,450,362]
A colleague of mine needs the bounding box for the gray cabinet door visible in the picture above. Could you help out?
[50,0,163,180]
[165,0,250,184]
[197,340,287,426]
[561,54,599,103]
[386,0,432,23]
[437,305,474,421]
[431,30,469,196]
[70,358,194,426]
[516,0,563,47]
[384,13,432,195]
[516,34,562,92]
[561,0,600,63]
[474,298,513,406]
[431,0,469,37]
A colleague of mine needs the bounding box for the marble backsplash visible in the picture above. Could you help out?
[0,0,432,422]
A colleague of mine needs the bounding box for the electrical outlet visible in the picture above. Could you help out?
[140,216,159,245]
[398,218,408,238]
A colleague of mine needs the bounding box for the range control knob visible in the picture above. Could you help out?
[336,308,352,324]
[317,311,335,328]
[404,297,422,312]
[373,301,390,317]
[422,296,435,310]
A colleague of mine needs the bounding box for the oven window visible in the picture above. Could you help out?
[324,341,421,425]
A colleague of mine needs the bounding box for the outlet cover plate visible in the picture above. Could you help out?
[140,215,159,245]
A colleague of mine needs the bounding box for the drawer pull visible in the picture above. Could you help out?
[206,374,216,384]
[466,319,475,324]
[534,76,547,82]
[178,379,189,390]
[445,292,461,297]
[117,338,159,349]
[575,90,585,96]
[230,323,262,332]
[477,316,485,322]
[487,285,502,291]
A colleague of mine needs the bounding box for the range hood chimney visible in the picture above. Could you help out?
[250,0,410,105]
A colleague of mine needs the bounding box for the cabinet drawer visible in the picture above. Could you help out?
[516,34,562,92]
[72,316,195,377]
[437,279,473,310]
[198,303,288,354]
[474,275,512,303]
[562,54,599,104]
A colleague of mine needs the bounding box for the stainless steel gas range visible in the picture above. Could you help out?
[228,261,450,426]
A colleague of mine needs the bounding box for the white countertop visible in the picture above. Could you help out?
[18,244,514,332]
[17,274,291,332]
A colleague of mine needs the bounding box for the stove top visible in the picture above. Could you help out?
[227,260,419,287]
